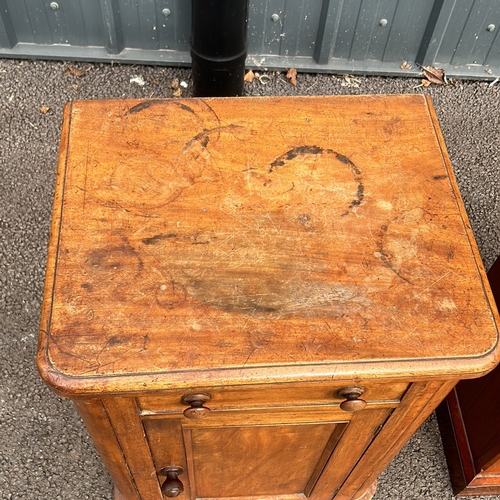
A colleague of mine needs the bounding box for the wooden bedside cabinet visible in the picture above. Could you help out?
[37,95,500,500]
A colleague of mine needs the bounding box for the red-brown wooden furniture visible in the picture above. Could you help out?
[438,256,500,496]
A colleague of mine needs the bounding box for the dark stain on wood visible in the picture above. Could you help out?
[88,236,144,274]
[142,233,178,245]
[269,145,324,173]
[127,101,159,114]
[107,336,124,346]
[298,214,314,231]
[184,130,210,151]
[127,99,196,116]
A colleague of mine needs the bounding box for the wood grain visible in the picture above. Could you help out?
[191,423,337,497]
[37,95,500,396]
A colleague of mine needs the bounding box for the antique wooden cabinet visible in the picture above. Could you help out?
[37,95,500,500]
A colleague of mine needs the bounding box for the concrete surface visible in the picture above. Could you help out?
[0,59,499,500]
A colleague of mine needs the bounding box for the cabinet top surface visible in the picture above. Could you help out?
[38,95,499,394]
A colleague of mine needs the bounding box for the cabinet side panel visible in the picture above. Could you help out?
[103,397,163,499]
[309,408,391,500]
[336,379,457,499]
[73,398,140,500]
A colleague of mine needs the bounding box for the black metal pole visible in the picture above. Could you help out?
[191,0,248,97]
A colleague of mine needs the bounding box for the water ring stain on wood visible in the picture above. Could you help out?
[268,146,364,216]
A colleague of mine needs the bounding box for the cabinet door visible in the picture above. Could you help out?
[143,406,391,500]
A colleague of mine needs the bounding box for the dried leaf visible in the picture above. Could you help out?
[66,66,84,78]
[421,79,431,87]
[170,78,179,89]
[286,68,297,86]
[172,88,183,97]
[152,78,158,85]
[422,66,446,85]
[40,106,50,114]
[244,70,255,83]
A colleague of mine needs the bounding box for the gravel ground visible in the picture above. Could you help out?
[0,59,499,500]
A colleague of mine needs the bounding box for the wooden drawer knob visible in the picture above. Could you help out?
[338,386,367,412]
[182,393,211,419]
[159,466,184,498]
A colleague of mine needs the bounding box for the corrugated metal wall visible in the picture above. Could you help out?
[0,0,498,78]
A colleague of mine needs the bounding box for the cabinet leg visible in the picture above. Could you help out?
[353,480,377,500]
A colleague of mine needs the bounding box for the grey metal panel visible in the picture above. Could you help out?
[55,1,87,47]
[80,0,106,47]
[119,0,163,50]
[42,0,68,44]
[137,0,159,50]
[485,23,500,66]
[155,0,174,50]
[452,0,500,65]
[280,0,322,57]
[119,0,141,49]
[0,22,9,49]
[0,0,498,79]
[296,0,323,56]
[156,0,192,52]
[350,0,399,61]
[23,0,53,44]
[434,0,475,63]
[313,0,344,65]
[262,0,286,55]
[100,0,124,54]
[0,0,17,48]
[415,0,454,67]
[248,0,267,55]
[176,0,191,51]
[383,0,435,62]
[5,0,34,43]
[333,0,362,60]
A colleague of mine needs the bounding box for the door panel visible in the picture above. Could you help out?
[186,423,345,498]
[143,407,391,500]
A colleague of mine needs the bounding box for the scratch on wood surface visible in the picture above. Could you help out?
[415,271,452,298]
[199,99,222,142]
[373,224,414,285]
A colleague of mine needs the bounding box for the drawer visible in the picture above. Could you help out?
[137,381,409,416]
